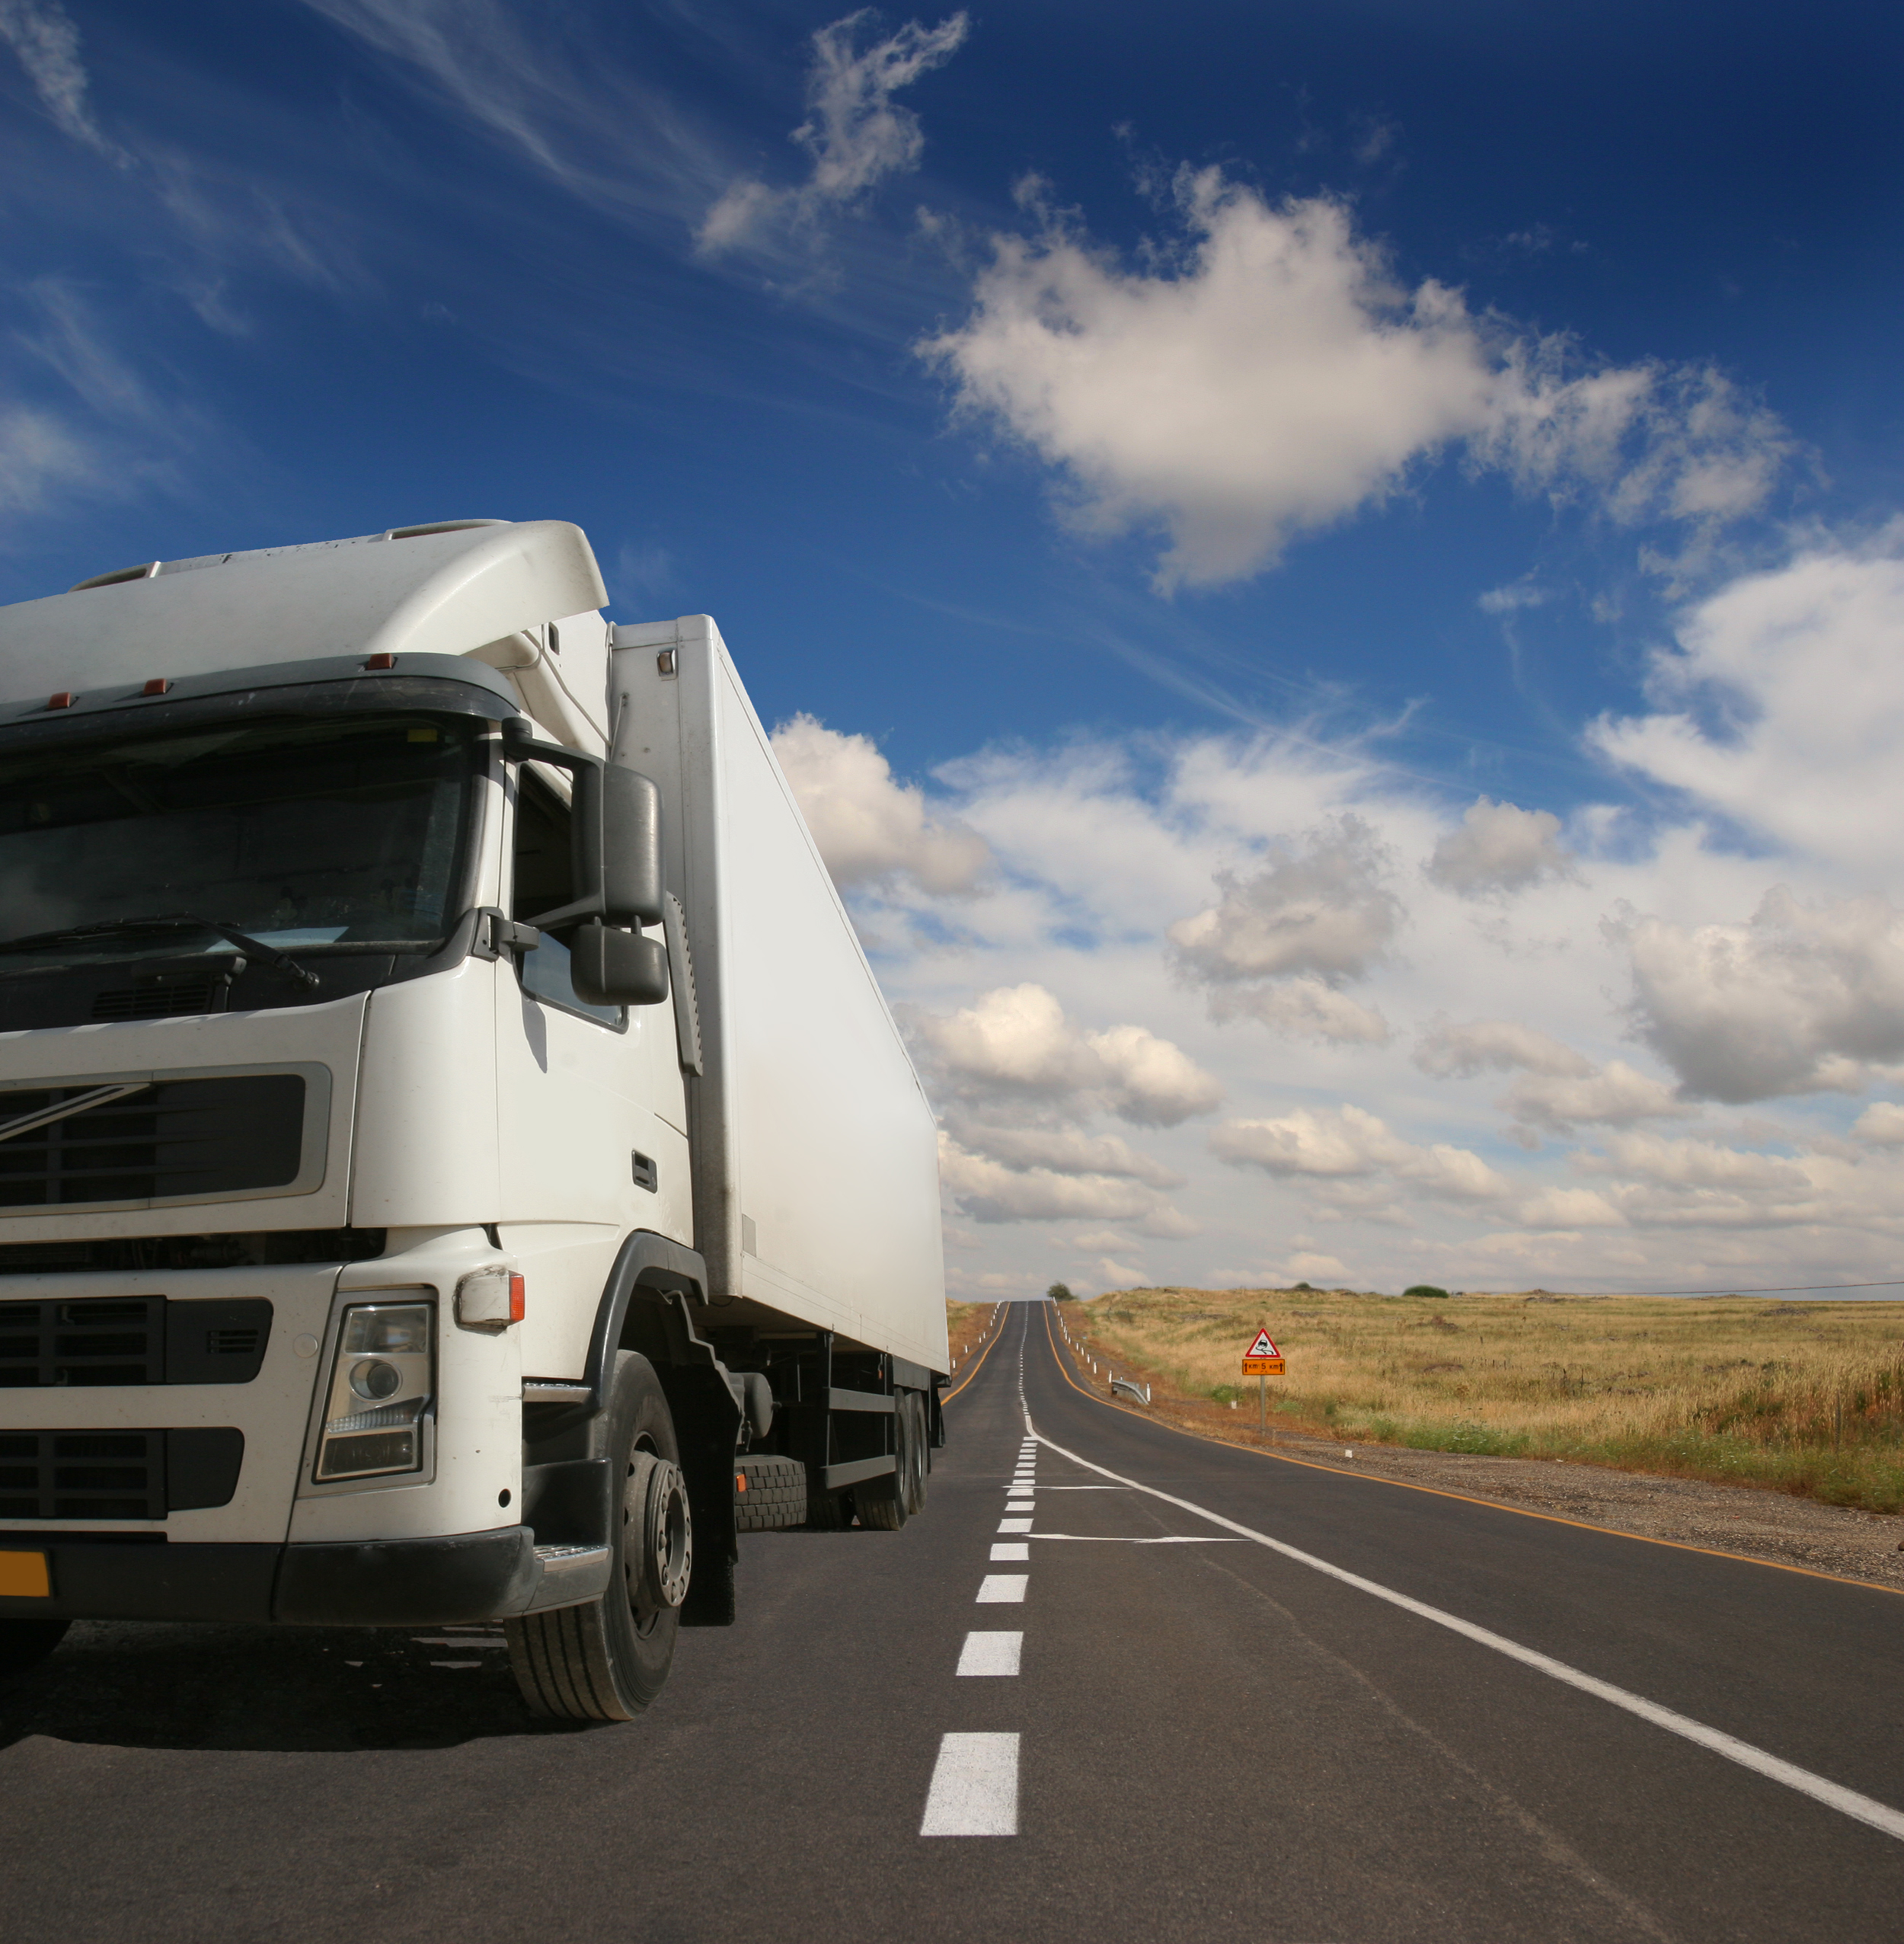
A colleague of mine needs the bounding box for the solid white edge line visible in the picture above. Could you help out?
[1027,1415,1904,1845]
[920,1731,1021,1835]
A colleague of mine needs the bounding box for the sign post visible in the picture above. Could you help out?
[1241,1329,1283,1440]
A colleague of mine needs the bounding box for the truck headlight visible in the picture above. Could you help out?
[315,1300,433,1481]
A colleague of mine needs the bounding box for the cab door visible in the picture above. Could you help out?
[494,769,691,1371]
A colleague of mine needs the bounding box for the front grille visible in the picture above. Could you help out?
[0,1074,305,1207]
[0,1426,242,1519]
[0,1295,161,1385]
[0,1430,163,1520]
[0,1296,272,1386]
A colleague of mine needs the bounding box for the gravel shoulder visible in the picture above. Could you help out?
[1077,1383,1904,1594]
[1265,1430,1904,1593]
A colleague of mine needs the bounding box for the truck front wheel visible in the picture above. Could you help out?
[506,1351,688,1721]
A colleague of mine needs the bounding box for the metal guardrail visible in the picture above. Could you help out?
[1109,1376,1151,1405]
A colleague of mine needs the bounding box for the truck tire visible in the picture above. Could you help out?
[806,1482,854,1530]
[0,1618,67,1687]
[856,1397,914,1530]
[506,1351,689,1721]
[901,1391,928,1515]
[734,1453,807,1532]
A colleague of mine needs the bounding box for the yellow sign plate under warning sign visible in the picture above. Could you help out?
[1242,1356,1285,1376]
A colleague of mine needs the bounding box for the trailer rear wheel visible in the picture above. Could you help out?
[506,1351,687,1721]
[807,1482,853,1530]
[901,1391,929,1515]
[857,1392,920,1530]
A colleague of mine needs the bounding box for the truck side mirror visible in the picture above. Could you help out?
[596,763,663,927]
[570,921,669,1007]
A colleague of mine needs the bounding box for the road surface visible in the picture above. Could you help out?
[2,1300,1900,1942]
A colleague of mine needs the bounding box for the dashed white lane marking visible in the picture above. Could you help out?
[976,1574,1028,1603]
[957,1631,1024,1677]
[990,1542,1030,1562]
[1006,1499,1035,1512]
[998,1517,1033,1533]
[1029,1418,1904,1846]
[921,1732,1021,1835]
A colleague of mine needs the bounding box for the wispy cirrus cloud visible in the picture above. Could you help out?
[0,0,126,161]
[697,10,969,256]
[297,0,730,225]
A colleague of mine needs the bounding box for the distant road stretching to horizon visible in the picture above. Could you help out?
[3,1300,1900,1942]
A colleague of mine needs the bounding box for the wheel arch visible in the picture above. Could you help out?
[554,1230,744,1626]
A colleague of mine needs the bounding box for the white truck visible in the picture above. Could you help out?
[0,518,947,1719]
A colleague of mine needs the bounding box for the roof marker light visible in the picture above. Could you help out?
[365,653,397,671]
[142,677,171,696]
[47,692,74,710]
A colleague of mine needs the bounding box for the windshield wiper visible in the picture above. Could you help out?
[0,914,321,988]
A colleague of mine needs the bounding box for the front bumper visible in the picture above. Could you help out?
[0,1526,601,1626]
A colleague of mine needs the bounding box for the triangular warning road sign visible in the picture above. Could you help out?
[1246,1329,1279,1357]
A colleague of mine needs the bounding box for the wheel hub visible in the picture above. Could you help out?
[625,1453,692,1612]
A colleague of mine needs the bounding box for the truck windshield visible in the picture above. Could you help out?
[0,713,481,968]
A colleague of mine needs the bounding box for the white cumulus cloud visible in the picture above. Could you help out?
[1209,1105,1509,1204]
[1579,1132,1809,1193]
[1500,1061,1692,1136]
[910,983,1222,1125]
[924,167,1792,589]
[772,713,989,894]
[1511,1186,1624,1229]
[1425,796,1577,897]
[1591,525,1904,871]
[1853,1101,1904,1147]
[947,1123,1183,1189]
[1171,815,1399,985]
[939,1135,1193,1234]
[1414,1018,1593,1079]
[1414,1015,1687,1137]
[1618,890,1904,1102]
[1212,977,1391,1045]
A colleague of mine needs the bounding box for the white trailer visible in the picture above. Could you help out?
[0,519,947,1718]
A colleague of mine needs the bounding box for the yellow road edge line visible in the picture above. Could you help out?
[1036,1304,1904,1600]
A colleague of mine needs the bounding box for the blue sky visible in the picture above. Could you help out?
[5,1,1904,1297]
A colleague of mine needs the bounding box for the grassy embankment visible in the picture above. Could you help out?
[1056,1286,1904,1514]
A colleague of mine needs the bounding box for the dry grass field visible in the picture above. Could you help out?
[944,1300,1001,1372]
[1058,1285,1904,1514]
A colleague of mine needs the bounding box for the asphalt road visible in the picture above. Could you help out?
[2,1300,1902,1943]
